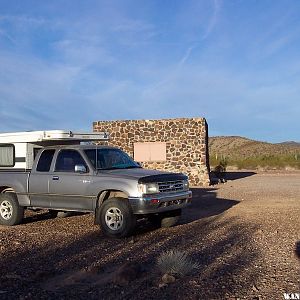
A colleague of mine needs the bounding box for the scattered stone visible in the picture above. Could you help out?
[161,273,176,284]
[252,284,259,292]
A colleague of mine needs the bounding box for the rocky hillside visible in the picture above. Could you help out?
[209,136,300,169]
[209,136,300,159]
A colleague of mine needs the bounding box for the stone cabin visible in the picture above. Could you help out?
[93,117,210,186]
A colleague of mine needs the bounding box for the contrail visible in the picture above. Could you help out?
[203,0,221,40]
[0,28,16,44]
[179,0,222,66]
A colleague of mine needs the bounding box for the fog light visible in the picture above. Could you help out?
[150,199,160,204]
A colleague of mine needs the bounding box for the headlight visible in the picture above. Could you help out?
[138,183,159,194]
[183,180,189,190]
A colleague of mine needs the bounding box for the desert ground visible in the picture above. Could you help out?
[0,171,299,300]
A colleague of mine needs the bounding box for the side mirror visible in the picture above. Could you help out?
[75,164,87,173]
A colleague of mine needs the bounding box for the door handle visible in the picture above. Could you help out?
[52,176,59,181]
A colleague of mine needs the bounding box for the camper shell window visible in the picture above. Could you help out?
[0,144,15,167]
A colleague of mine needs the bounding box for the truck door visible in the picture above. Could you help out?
[29,149,55,207]
[48,149,94,211]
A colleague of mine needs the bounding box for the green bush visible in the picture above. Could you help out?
[210,153,300,170]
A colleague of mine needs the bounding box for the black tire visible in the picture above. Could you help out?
[160,209,182,228]
[0,193,24,226]
[99,198,136,238]
[48,210,58,218]
[148,214,162,228]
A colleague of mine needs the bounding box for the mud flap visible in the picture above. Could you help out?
[94,207,101,225]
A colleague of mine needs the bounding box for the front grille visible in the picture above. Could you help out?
[158,180,185,193]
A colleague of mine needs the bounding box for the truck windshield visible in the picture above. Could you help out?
[84,148,141,170]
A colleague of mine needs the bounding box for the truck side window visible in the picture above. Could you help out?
[0,144,15,167]
[36,150,55,172]
[55,150,87,172]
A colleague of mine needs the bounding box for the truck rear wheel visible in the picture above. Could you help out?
[99,198,136,238]
[0,193,24,226]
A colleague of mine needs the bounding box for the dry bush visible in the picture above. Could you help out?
[156,250,199,277]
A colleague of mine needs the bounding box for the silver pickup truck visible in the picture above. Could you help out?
[0,145,192,238]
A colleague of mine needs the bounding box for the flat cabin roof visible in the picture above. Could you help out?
[0,130,109,143]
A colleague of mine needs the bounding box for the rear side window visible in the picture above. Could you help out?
[55,150,87,172]
[0,144,15,167]
[36,150,55,172]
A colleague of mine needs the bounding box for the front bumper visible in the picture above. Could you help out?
[128,190,192,215]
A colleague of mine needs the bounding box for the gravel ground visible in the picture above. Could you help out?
[0,171,299,300]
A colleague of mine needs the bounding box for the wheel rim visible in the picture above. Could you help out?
[105,207,124,231]
[0,200,13,220]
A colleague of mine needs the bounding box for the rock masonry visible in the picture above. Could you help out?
[93,118,210,186]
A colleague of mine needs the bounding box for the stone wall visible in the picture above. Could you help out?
[93,118,210,186]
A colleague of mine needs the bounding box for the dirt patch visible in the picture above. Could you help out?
[0,170,299,299]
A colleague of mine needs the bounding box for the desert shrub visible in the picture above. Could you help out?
[156,250,199,277]
[210,155,228,170]
[219,156,228,168]
[210,153,300,170]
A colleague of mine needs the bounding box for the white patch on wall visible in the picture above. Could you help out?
[134,142,166,162]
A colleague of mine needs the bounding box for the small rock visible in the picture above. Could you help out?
[158,283,167,288]
[252,285,259,292]
[161,273,176,284]
[189,280,197,285]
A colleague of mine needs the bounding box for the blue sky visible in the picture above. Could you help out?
[0,0,299,142]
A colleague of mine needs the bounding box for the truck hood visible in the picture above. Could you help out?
[98,168,187,182]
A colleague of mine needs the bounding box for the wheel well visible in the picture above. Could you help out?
[0,186,15,194]
[96,190,128,207]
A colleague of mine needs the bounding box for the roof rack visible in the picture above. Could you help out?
[0,130,109,143]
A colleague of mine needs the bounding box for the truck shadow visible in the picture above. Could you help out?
[0,207,262,300]
[135,187,239,235]
[23,211,87,224]
[181,187,239,223]
[0,188,262,299]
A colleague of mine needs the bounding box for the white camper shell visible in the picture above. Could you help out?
[0,130,109,171]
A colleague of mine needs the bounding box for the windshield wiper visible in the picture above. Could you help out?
[97,166,121,170]
[98,165,141,170]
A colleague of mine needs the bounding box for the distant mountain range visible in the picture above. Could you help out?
[277,141,300,146]
[209,136,300,159]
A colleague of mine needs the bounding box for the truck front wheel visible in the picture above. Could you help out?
[0,193,24,226]
[99,198,136,238]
